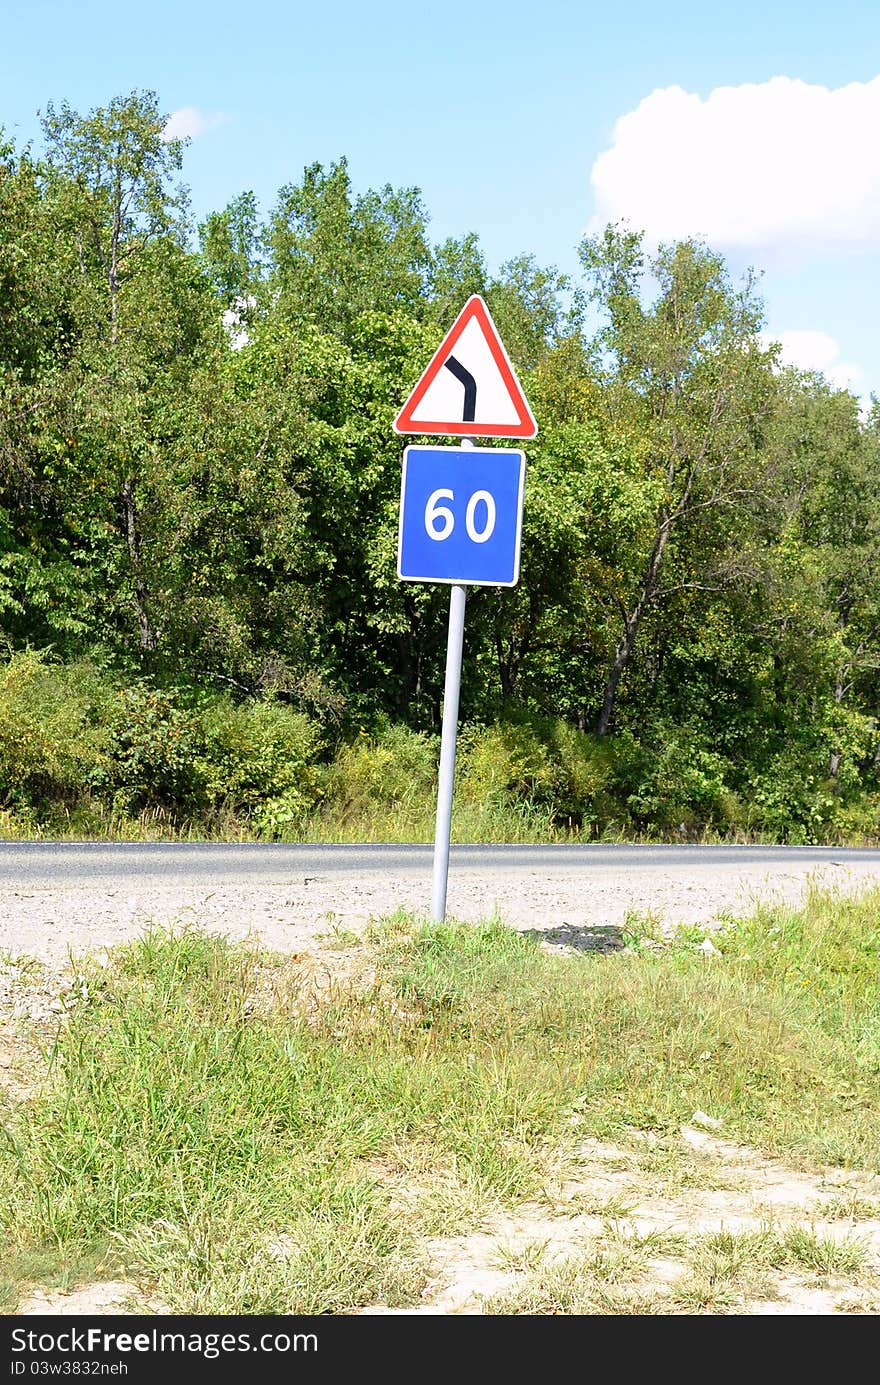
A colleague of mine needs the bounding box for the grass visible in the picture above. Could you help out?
[375,890,880,1167]
[8,784,880,846]
[0,795,576,845]
[484,1225,873,1315]
[7,788,877,847]
[1,887,879,1313]
[483,1230,682,1315]
[818,1189,880,1222]
[0,1241,117,1313]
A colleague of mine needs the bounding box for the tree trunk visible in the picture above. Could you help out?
[829,605,851,781]
[394,632,421,719]
[596,514,672,737]
[829,672,846,781]
[596,629,633,738]
[495,629,517,701]
[121,477,156,653]
[109,170,121,343]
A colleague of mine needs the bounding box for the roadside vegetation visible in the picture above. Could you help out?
[2,886,879,1314]
[2,91,880,846]
[2,650,880,845]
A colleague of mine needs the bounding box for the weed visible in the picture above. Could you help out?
[492,1239,551,1274]
[771,1226,869,1277]
[818,1189,880,1222]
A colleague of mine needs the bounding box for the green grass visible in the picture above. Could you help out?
[1,887,879,1312]
[374,891,880,1167]
[0,1241,117,1313]
[8,788,876,845]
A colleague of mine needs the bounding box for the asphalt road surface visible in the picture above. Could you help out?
[2,840,880,887]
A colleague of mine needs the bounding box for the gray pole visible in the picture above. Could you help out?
[430,437,473,922]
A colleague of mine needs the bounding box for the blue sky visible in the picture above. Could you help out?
[3,0,880,401]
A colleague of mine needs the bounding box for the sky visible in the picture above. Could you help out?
[3,0,880,403]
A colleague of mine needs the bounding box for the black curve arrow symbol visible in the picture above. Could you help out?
[444,355,477,423]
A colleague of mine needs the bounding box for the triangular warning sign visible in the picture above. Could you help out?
[394,295,537,439]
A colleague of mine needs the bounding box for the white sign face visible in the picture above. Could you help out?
[394,295,537,440]
[408,315,522,429]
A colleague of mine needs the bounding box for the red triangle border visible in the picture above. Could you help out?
[393,295,538,439]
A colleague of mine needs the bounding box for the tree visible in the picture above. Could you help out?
[37,91,204,657]
[41,91,188,342]
[578,227,776,736]
[268,159,432,337]
[428,232,487,328]
[485,254,571,372]
[756,375,880,784]
[199,190,265,310]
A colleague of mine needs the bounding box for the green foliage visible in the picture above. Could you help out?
[1,90,880,842]
[195,696,321,832]
[94,684,201,812]
[0,647,877,844]
[746,747,838,843]
[460,713,613,828]
[320,723,438,825]
[96,689,322,828]
[199,190,265,308]
[0,651,322,835]
[0,650,108,810]
[618,725,739,835]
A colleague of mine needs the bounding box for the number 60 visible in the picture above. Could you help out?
[425,488,496,543]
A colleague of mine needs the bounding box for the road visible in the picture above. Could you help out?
[2,841,880,965]
[2,839,880,886]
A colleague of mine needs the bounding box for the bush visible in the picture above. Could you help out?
[0,649,876,846]
[458,715,745,839]
[459,712,616,830]
[745,746,838,843]
[615,724,739,836]
[91,684,203,813]
[94,687,323,828]
[831,794,880,845]
[0,651,109,810]
[0,652,323,834]
[194,696,322,832]
[320,724,438,825]
[741,705,874,842]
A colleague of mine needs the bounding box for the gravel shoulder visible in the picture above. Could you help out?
[2,854,880,965]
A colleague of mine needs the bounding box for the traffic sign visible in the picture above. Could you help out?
[398,445,525,587]
[394,295,538,439]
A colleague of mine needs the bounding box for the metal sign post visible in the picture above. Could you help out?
[431,583,467,921]
[430,438,471,922]
[397,438,526,921]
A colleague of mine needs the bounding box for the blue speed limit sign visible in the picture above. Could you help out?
[397,445,525,587]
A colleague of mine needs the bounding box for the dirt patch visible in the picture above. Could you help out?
[361,1129,880,1315]
[523,923,626,953]
[0,956,71,1102]
[18,1282,164,1316]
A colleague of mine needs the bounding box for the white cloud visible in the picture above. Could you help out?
[758,329,863,392]
[162,107,225,142]
[590,76,880,254]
